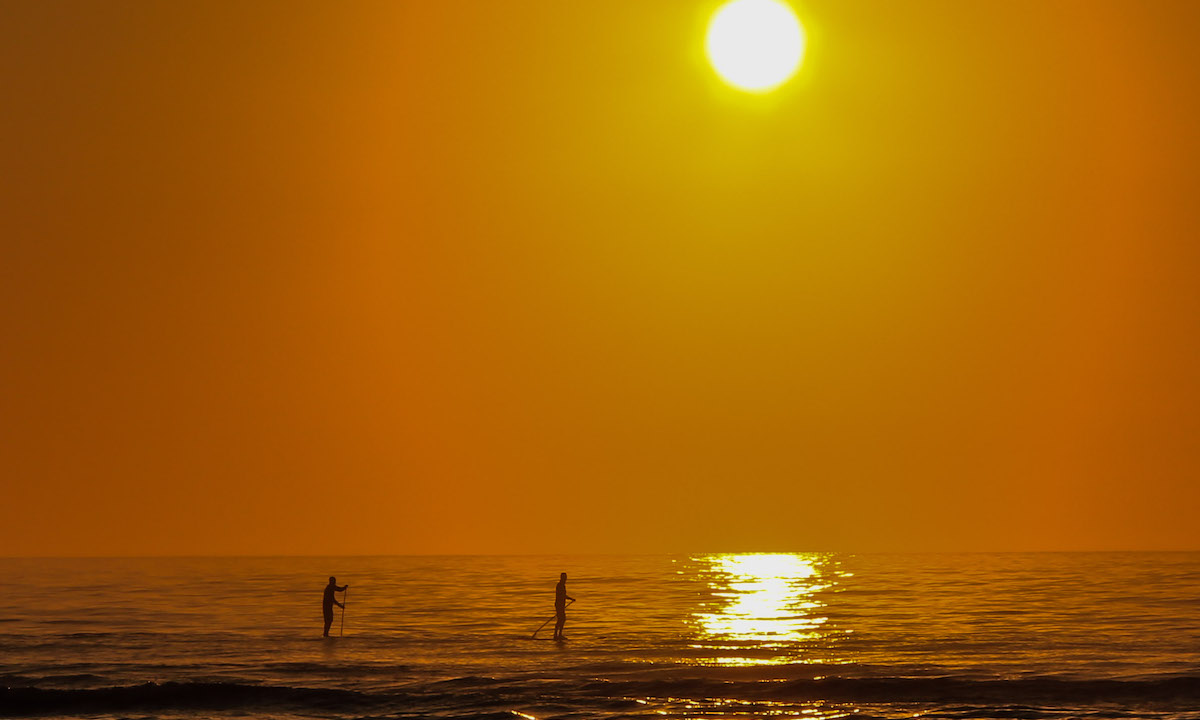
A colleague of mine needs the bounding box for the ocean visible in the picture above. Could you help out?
[2,553,1198,719]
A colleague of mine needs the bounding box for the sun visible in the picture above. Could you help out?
[705,0,806,93]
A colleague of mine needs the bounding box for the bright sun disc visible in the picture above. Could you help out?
[706,0,805,92]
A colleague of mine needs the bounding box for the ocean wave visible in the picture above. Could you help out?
[581,675,1200,705]
[261,660,412,676]
[0,673,106,687]
[3,675,1199,717]
[0,681,389,717]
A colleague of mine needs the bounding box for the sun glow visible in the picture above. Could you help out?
[705,0,806,92]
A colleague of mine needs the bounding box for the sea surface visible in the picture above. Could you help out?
[2,553,1198,719]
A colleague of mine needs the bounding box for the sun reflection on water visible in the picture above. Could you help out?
[690,553,839,666]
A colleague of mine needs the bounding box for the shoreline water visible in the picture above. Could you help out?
[3,553,1198,719]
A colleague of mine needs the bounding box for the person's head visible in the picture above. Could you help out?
[560,572,567,582]
[328,576,336,585]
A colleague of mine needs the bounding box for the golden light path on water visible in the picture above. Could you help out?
[690,553,842,666]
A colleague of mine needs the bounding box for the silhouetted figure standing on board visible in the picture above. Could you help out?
[553,572,575,641]
[323,576,348,637]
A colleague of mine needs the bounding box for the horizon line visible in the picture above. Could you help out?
[2,549,1198,560]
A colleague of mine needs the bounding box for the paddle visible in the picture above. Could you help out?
[531,598,574,639]
[339,587,348,637]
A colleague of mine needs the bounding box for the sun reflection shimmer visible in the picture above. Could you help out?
[644,696,854,720]
[691,553,838,666]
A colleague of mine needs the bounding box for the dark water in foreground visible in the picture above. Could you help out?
[2,553,1198,719]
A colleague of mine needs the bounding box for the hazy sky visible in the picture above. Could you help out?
[3,0,1199,556]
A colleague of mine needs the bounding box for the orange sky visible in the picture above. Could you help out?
[2,0,1199,556]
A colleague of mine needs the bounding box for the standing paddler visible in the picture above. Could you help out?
[553,572,576,641]
[322,576,348,637]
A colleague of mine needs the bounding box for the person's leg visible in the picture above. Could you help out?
[554,610,565,639]
[324,612,333,637]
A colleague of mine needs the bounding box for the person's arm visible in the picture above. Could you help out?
[337,584,348,592]
[335,600,344,608]
[567,595,576,602]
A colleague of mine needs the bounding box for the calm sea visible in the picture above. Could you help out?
[2,553,1198,719]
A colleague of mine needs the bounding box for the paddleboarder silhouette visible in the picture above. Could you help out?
[322,576,348,637]
[553,572,575,641]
